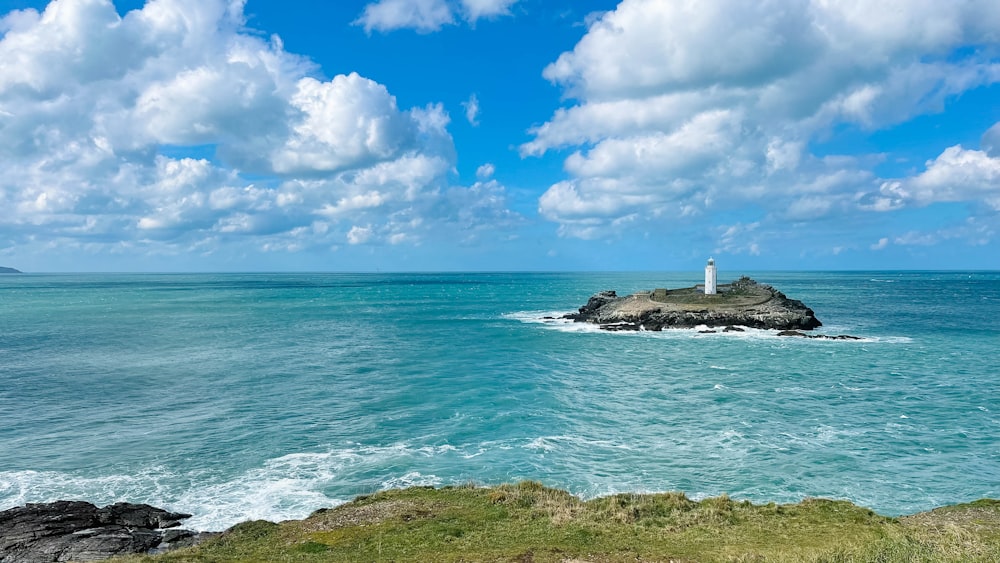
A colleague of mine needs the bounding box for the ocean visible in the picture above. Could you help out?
[0,271,997,531]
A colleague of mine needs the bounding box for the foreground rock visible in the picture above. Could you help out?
[566,277,822,331]
[0,501,217,562]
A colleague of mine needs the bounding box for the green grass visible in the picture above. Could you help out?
[648,284,772,308]
[118,482,1000,562]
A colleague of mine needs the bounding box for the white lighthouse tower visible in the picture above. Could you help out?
[704,258,717,295]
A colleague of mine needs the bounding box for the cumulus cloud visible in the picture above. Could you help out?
[526,0,1000,247]
[0,0,517,258]
[270,74,416,174]
[909,147,1000,206]
[346,225,375,245]
[865,146,1000,212]
[354,0,517,33]
[354,0,454,34]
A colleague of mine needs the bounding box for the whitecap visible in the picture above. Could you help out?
[719,429,744,441]
[524,437,556,452]
[380,472,442,490]
[523,435,633,453]
[505,314,909,344]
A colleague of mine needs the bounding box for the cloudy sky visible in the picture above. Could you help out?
[1,0,998,272]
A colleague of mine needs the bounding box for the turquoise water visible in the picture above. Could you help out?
[1,271,997,530]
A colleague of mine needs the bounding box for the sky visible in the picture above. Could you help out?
[1,0,999,272]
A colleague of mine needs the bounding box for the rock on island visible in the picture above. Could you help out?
[565,276,822,332]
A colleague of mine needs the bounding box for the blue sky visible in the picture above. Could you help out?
[1,0,999,272]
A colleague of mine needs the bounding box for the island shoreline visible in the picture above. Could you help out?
[566,276,826,332]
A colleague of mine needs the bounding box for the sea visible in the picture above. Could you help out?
[0,271,997,531]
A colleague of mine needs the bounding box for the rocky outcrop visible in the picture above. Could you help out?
[566,277,822,332]
[564,290,618,321]
[0,501,217,562]
[777,330,862,340]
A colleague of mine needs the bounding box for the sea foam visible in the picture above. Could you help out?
[505,310,909,343]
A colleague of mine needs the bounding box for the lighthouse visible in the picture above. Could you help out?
[704,258,717,295]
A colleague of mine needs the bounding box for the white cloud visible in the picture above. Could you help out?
[458,0,517,22]
[894,231,939,246]
[867,146,1000,211]
[871,237,890,250]
[0,0,517,258]
[543,0,821,101]
[475,163,494,179]
[983,122,1000,156]
[462,93,480,126]
[562,110,740,179]
[910,146,1000,204]
[354,0,454,34]
[270,74,415,174]
[354,0,517,33]
[715,222,762,256]
[346,225,374,245]
[889,219,996,249]
[526,0,1000,241]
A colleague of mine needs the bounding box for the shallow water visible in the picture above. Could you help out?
[1,271,997,530]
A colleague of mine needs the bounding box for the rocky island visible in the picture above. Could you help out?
[566,276,823,332]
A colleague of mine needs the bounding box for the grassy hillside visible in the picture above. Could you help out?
[122,482,1000,562]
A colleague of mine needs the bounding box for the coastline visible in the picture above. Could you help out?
[4,272,999,560]
[5,483,998,562]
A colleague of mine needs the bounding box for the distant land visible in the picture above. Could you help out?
[0,267,21,274]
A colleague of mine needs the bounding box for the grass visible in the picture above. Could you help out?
[648,283,772,308]
[117,482,1000,562]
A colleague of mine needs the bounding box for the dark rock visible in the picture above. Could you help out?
[600,323,641,331]
[778,330,808,337]
[159,529,195,544]
[96,502,190,529]
[723,326,745,332]
[564,290,618,321]
[0,501,204,563]
[698,330,717,334]
[778,330,863,340]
